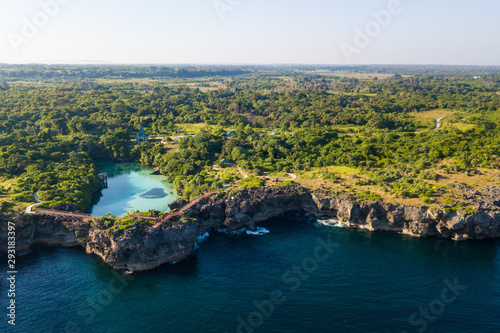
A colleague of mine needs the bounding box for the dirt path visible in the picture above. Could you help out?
[27,191,95,222]
[435,117,445,129]
[26,192,43,214]
[235,165,249,179]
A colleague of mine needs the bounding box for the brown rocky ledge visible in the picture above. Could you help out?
[1,185,500,271]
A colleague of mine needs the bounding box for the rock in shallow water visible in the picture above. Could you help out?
[140,188,167,199]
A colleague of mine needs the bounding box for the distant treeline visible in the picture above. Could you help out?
[0,65,251,80]
[1,64,500,82]
[286,65,500,76]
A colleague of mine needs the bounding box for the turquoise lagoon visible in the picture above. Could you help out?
[90,162,178,217]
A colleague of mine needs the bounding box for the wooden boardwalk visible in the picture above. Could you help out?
[152,192,218,229]
[30,191,218,227]
[35,208,97,223]
[99,174,108,188]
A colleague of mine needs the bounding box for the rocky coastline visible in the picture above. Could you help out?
[1,185,500,271]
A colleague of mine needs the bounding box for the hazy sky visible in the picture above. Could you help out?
[0,0,499,65]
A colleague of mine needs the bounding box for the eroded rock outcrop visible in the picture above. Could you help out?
[85,222,199,271]
[2,185,500,271]
[0,213,90,253]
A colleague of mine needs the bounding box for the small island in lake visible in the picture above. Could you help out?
[139,188,168,199]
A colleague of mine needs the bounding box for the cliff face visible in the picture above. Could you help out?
[311,189,500,240]
[2,185,500,271]
[0,214,90,253]
[85,222,199,271]
[192,186,315,230]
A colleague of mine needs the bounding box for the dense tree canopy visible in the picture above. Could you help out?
[0,65,499,211]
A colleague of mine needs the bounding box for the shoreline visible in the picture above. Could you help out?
[2,185,500,271]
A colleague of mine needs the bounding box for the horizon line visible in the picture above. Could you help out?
[1,62,500,67]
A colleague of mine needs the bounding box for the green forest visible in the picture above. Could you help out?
[1,65,499,213]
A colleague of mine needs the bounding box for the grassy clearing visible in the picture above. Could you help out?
[0,177,18,202]
[161,80,227,91]
[176,123,216,135]
[410,109,459,130]
[291,165,500,208]
[326,165,362,175]
[0,176,29,212]
[8,81,59,86]
[172,123,244,138]
[0,177,17,191]
[442,122,476,131]
[411,109,455,120]
[410,109,477,132]
[95,78,155,85]
[294,167,361,194]
[163,143,179,152]
[431,168,499,188]
[308,71,404,80]
[213,167,242,183]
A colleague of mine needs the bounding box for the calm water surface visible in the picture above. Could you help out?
[90,162,178,217]
[1,214,499,333]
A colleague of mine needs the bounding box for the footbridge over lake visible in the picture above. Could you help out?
[152,191,218,229]
[28,191,218,226]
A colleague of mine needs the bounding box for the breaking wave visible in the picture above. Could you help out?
[194,231,210,249]
[246,227,270,236]
[317,218,346,228]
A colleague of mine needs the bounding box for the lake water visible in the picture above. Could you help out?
[2,214,499,333]
[90,162,178,217]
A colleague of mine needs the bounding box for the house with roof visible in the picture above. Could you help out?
[135,125,149,142]
[226,131,237,138]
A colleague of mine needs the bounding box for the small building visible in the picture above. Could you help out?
[220,159,231,164]
[136,125,149,142]
[226,131,237,138]
[271,130,278,135]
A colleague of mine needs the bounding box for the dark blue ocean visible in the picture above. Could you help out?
[1,214,500,333]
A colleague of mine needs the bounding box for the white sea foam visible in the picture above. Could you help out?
[198,231,210,242]
[317,218,345,228]
[246,227,270,236]
[194,231,210,249]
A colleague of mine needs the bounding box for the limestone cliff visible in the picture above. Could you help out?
[85,222,199,271]
[2,185,500,271]
[0,214,90,252]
